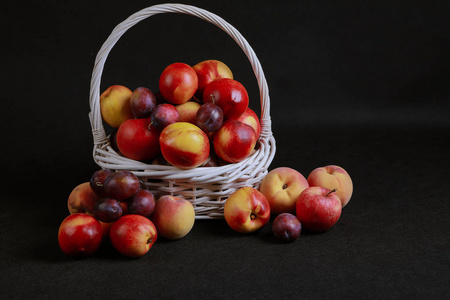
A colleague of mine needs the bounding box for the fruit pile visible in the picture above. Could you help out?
[59,164,353,257]
[100,59,261,168]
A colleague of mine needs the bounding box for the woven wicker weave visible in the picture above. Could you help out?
[88,3,276,219]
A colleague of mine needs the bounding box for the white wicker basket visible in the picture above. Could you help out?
[88,3,276,219]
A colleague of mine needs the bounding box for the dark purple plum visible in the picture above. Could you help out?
[90,169,114,197]
[151,103,180,130]
[130,87,157,118]
[272,213,302,242]
[93,197,123,223]
[196,103,224,132]
[103,171,140,201]
[127,189,156,217]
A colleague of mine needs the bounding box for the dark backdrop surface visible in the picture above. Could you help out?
[1,1,449,299]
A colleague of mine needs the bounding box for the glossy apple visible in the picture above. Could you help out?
[67,182,100,215]
[130,87,157,118]
[203,78,248,120]
[213,120,257,163]
[176,101,201,124]
[151,195,195,240]
[58,213,103,257]
[259,167,309,215]
[159,62,198,105]
[224,186,271,233]
[116,118,161,162]
[236,108,261,139]
[100,85,133,128]
[307,165,353,207]
[192,59,233,98]
[272,213,302,242]
[110,214,158,258]
[159,122,210,169]
[296,187,342,232]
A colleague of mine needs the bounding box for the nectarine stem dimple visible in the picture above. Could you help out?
[325,188,338,197]
[282,184,288,189]
[250,213,256,220]
[147,238,152,244]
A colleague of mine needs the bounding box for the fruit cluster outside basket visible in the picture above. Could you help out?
[88,3,276,219]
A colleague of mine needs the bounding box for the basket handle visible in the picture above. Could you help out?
[89,3,271,145]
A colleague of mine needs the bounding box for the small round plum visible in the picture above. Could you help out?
[93,197,123,223]
[128,189,156,217]
[104,171,140,201]
[130,87,157,118]
[151,103,180,131]
[272,213,302,242]
[90,169,114,197]
[196,103,224,132]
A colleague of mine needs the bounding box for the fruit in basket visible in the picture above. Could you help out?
[100,85,133,128]
[236,108,261,140]
[203,78,248,120]
[272,213,302,242]
[93,197,123,223]
[193,59,233,98]
[58,213,103,257]
[67,182,100,215]
[159,62,198,105]
[296,187,342,232]
[223,187,271,233]
[103,171,140,201]
[196,102,224,132]
[90,169,114,197]
[259,167,309,215]
[159,122,210,169]
[151,195,195,240]
[213,120,257,163]
[130,87,157,118]
[116,118,161,161]
[307,165,353,207]
[110,214,157,258]
[151,103,180,131]
[176,101,201,124]
[127,189,156,217]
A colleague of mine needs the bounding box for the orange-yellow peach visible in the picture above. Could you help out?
[176,101,201,124]
[307,165,353,207]
[67,182,100,215]
[259,167,309,215]
[100,85,133,128]
[159,122,210,169]
[151,195,195,240]
[236,107,261,139]
[193,59,233,99]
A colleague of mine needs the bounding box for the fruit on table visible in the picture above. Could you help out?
[103,171,140,201]
[296,187,342,232]
[193,59,233,99]
[130,87,157,118]
[127,189,156,217]
[90,169,114,197]
[110,214,157,258]
[203,78,248,120]
[224,186,271,233]
[272,213,302,242]
[58,213,103,257]
[159,122,210,169]
[259,167,309,215]
[175,101,201,124]
[151,195,195,240]
[159,62,198,105]
[236,108,261,140]
[196,102,224,132]
[116,118,161,161]
[213,120,257,163]
[93,197,123,223]
[100,85,133,128]
[67,182,100,215]
[307,165,353,207]
[151,103,180,131]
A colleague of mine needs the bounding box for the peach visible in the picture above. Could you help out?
[307,165,353,207]
[213,120,257,163]
[236,108,261,139]
[159,122,210,169]
[151,195,195,240]
[193,59,233,99]
[67,182,100,215]
[224,187,271,233]
[100,85,133,128]
[176,101,201,124]
[259,167,309,215]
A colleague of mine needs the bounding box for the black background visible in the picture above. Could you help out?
[2,1,450,299]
